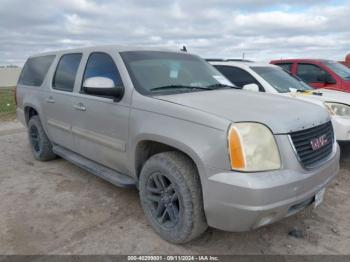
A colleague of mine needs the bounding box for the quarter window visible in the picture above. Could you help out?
[53,53,82,92]
[18,55,55,86]
[296,63,331,83]
[82,52,123,91]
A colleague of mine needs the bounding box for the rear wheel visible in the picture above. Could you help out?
[27,115,56,161]
[139,151,207,243]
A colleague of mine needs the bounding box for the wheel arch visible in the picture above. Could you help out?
[24,104,40,124]
[132,135,206,182]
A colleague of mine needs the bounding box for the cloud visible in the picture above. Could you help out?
[0,0,349,65]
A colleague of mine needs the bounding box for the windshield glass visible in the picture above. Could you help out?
[324,61,350,80]
[251,66,313,93]
[120,51,234,94]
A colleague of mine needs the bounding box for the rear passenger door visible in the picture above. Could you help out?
[44,53,82,151]
[71,52,130,173]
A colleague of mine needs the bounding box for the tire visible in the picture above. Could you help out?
[139,151,207,244]
[27,115,56,161]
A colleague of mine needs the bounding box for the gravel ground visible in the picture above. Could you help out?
[0,121,349,255]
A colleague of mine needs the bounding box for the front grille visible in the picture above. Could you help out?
[290,121,334,169]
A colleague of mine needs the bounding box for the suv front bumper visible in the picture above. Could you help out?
[203,143,340,232]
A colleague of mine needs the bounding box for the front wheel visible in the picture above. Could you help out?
[139,151,207,244]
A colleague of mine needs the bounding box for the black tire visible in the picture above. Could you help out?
[139,151,207,243]
[27,115,56,161]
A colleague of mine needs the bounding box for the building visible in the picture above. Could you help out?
[0,66,22,87]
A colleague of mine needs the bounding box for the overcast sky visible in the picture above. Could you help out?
[1,0,349,66]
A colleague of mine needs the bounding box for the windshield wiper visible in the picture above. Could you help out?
[206,83,239,89]
[150,85,213,92]
[296,89,322,96]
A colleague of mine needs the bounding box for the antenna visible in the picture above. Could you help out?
[180,45,187,52]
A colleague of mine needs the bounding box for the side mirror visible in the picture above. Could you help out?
[242,83,259,92]
[83,77,124,100]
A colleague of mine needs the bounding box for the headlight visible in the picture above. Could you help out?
[228,123,281,172]
[324,102,350,117]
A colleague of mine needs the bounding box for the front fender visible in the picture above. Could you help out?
[128,108,232,195]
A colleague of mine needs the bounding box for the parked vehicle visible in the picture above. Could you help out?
[16,46,339,243]
[270,59,350,93]
[210,60,350,142]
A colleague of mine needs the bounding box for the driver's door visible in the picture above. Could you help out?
[71,52,130,174]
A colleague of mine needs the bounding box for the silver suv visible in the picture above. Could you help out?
[16,46,340,243]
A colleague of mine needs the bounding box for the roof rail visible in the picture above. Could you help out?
[205,58,225,62]
[205,58,253,62]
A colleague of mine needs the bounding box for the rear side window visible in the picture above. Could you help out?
[53,53,82,92]
[18,55,55,86]
[82,52,123,88]
[214,65,263,91]
[275,63,292,72]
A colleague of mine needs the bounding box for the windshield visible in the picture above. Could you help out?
[251,66,313,93]
[324,61,350,80]
[120,51,234,94]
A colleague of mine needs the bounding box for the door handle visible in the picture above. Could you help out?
[46,96,55,103]
[73,103,86,111]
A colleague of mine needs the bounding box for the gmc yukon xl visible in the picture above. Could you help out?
[16,46,339,243]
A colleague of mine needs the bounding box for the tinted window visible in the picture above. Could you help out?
[275,63,292,72]
[82,52,123,89]
[324,61,350,80]
[214,65,263,90]
[53,53,82,92]
[297,63,331,83]
[251,66,313,93]
[120,51,233,95]
[18,55,55,86]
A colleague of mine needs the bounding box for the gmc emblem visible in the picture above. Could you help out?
[310,135,329,150]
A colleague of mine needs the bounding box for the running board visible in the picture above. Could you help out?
[53,145,137,188]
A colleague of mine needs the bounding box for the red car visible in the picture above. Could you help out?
[270,59,350,93]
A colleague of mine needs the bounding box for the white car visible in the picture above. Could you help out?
[210,60,350,141]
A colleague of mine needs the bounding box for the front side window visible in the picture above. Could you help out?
[296,63,332,83]
[19,55,55,86]
[324,61,350,80]
[82,52,123,89]
[53,53,82,92]
[214,65,263,91]
[120,51,233,95]
[275,63,292,72]
[251,66,313,93]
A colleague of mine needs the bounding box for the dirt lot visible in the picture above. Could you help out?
[0,88,16,122]
[0,121,349,255]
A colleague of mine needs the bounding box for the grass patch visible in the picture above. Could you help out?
[0,88,16,121]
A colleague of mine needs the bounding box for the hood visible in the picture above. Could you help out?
[287,89,350,106]
[155,89,330,134]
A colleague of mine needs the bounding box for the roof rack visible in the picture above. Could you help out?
[205,58,253,62]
